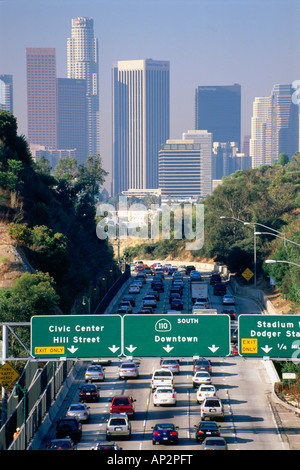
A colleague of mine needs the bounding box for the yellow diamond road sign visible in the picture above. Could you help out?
[0,363,20,389]
[242,268,254,281]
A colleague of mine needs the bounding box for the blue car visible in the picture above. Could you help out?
[152,423,179,445]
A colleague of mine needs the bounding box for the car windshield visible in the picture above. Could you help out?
[155,371,172,377]
[81,385,95,391]
[157,388,172,394]
[121,363,135,369]
[205,439,225,446]
[49,441,72,450]
[69,404,85,411]
[201,386,214,391]
[155,424,174,430]
[205,400,220,406]
[109,418,126,426]
[113,398,131,406]
[196,372,209,376]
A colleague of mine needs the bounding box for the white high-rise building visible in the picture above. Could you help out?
[249,96,269,168]
[0,75,13,113]
[67,17,100,157]
[112,59,170,195]
[158,130,212,199]
[250,84,299,167]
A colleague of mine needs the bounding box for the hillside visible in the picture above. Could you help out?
[0,110,116,315]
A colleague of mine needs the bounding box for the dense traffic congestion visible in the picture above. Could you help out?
[43,262,284,451]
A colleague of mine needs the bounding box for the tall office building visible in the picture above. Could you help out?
[158,130,212,199]
[249,96,269,167]
[0,75,13,113]
[195,84,241,151]
[250,84,299,167]
[26,48,57,148]
[57,78,88,165]
[67,17,100,157]
[112,59,170,195]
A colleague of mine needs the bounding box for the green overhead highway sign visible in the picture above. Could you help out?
[238,314,300,358]
[31,315,122,358]
[123,314,231,357]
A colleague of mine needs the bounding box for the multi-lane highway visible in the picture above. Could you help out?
[41,267,287,450]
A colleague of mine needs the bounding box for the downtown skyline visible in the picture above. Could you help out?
[1,0,299,192]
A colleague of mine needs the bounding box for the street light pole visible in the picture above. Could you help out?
[265,259,300,268]
[82,296,91,314]
[254,232,300,248]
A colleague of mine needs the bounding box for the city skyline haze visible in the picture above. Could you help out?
[1,0,299,190]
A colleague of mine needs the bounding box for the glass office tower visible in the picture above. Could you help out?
[195,84,241,151]
[112,59,170,195]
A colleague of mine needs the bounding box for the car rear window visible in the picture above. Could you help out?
[112,397,131,406]
[110,418,126,426]
[154,370,172,377]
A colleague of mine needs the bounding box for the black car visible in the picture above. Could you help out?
[56,417,82,442]
[79,383,100,402]
[194,421,220,442]
[222,308,236,320]
[151,281,164,292]
[210,273,221,285]
[193,358,212,374]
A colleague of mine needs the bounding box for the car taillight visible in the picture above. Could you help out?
[197,430,204,435]
[170,431,177,436]
[172,394,175,398]
[154,394,157,399]
[153,432,160,436]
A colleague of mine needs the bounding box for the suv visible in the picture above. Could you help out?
[106,414,131,440]
[55,417,82,442]
[213,283,226,295]
[109,395,136,418]
[151,369,173,391]
[210,273,221,285]
[193,358,212,375]
[200,398,224,421]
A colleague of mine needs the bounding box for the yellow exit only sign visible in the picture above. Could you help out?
[241,338,258,354]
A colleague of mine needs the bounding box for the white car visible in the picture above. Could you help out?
[129,285,140,294]
[192,371,212,388]
[153,386,176,406]
[196,384,217,403]
[222,294,235,305]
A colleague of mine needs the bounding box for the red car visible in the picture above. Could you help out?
[110,395,136,418]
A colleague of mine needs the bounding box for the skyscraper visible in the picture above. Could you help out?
[67,17,100,157]
[0,75,13,113]
[158,130,212,199]
[112,59,170,195]
[249,96,269,168]
[26,48,57,148]
[195,84,241,151]
[250,84,299,167]
[57,78,87,165]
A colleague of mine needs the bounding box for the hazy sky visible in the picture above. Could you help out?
[1,0,299,189]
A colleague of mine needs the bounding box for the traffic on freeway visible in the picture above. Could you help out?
[42,263,287,451]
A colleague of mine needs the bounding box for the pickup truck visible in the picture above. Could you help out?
[151,369,174,391]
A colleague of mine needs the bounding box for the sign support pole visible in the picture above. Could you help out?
[1,324,8,424]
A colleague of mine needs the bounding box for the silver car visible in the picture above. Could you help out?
[118,362,139,379]
[200,398,224,421]
[160,359,180,375]
[66,403,90,422]
[85,364,105,382]
[202,437,228,450]
[106,414,131,440]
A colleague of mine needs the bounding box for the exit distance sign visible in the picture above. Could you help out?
[238,315,300,358]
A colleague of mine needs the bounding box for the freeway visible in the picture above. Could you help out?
[40,268,287,450]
